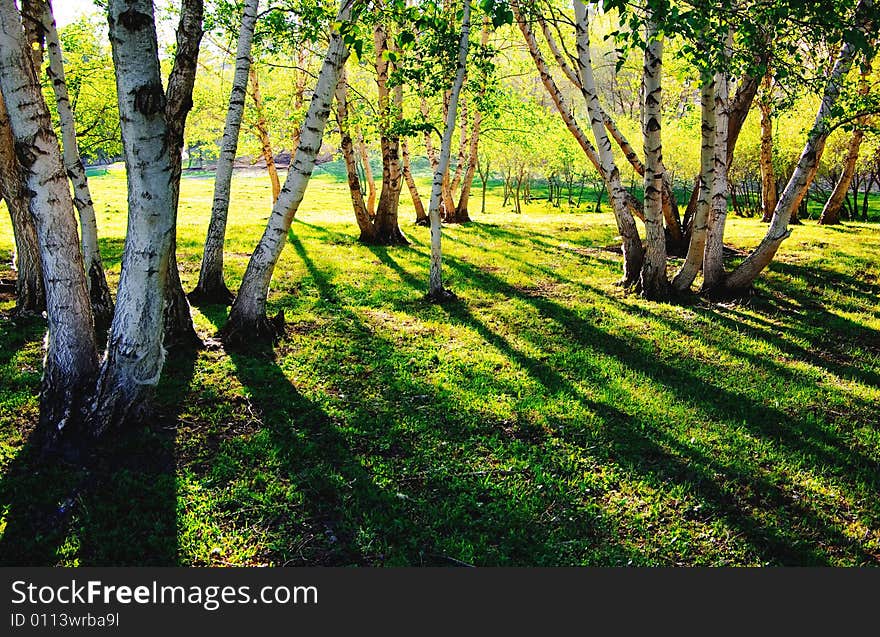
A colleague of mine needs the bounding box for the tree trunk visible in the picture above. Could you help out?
[190,0,259,306]
[92,0,180,432]
[0,92,44,316]
[701,36,732,293]
[537,9,680,241]
[0,0,98,447]
[249,65,281,203]
[358,135,377,217]
[477,155,489,216]
[371,19,407,245]
[683,67,762,231]
[161,0,203,348]
[402,138,427,224]
[427,0,470,301]
[336,64,376,243]
[638,13,668,299]
[673,73,715,292]
[222,0,352,342]
[758,74,777,222]
[42,0,114,332]
[819,59,871,225]
[573,0,644,286]
[724,2,872,293]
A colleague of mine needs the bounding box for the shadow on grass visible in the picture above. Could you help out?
[0,346,198,566]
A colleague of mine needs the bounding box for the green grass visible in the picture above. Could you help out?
[1,162,879,566]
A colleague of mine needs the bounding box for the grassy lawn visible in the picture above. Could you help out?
[1,162,878,566]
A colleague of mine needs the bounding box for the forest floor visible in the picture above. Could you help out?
[1,164,879,566]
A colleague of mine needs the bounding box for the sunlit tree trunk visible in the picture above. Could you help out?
[371,17,407,245]
[162,0,204,348]
[572,0,644,286]
[673,73,715,292]
[0,0,98,446]
[42,0,113,331]
[758,74,777,222]
[222,0,352,342]
[402,138,427,224]
[92,0,179,432]
[358,135,377,217]
[249,65,281,204]
[427,0,470,300]
[638,12,668,299]
[190,0,259,306]
[724,1,872,293]
[701,32,732,292]
[0,93,44,316]
[820,59,871,225]
[336,65,376,242]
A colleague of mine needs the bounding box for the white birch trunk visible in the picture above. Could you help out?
[724,0,872,292]
[573,0,644,285]
[639,13,668,299]
[672,73,715,291]
[0,0,98,444]
[427,0,470,300]
[701,32,732,292]
[41,0,114,330]
[92,0,177,431]
[0,91,44,315]
[223,0,352,340]
[190,0,259,305]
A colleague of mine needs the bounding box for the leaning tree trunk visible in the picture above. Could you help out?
[638,12,668,299]
[92,0,180,432]
[402,138,427,224]
[336,64,376,242]
[427,0,470,301]
[537,10,681,243]
[162,0,204,348]
[190,0,259,306]
[222,0,352,343]
[819,58,871,225]
[573,0,644,286]
[0,92,44,316]
[0,0,98,447]
[672,72,715,292]
[701,38,732,293]
[42,0,114,332]
[723,0,873,294]
[371,18,408,245]
[249,65,281,203]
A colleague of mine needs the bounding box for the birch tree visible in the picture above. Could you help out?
[0,93,44,316]
[572,0,644,285]
[723,0,876,294]
[91,0,179,430]
[427,0,470,300]
[222,0,353,342]
[0,0,98,446]
[41,0,114,332]
[190,0,259,306]
[819,57,872,224]
[638,9,668,299]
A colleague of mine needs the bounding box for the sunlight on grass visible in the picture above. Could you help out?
[0,165,878,566]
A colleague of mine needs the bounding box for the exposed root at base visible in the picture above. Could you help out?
[425,288,458,303]
[220,309,286,348]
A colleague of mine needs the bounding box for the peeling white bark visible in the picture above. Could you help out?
[427,0,470,299]
[224,0,353,338]
[0,0,98,439]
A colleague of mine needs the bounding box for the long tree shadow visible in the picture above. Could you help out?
[0,346,197,566]
[368,244,879,564]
